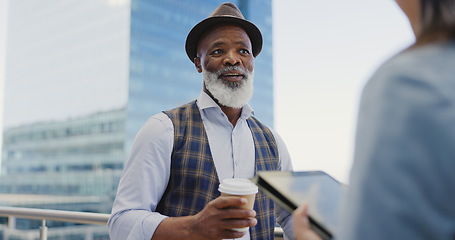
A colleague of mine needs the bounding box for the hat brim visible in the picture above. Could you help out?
[185,16,263,62]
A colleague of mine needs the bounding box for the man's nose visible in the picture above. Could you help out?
[223,51,241,66]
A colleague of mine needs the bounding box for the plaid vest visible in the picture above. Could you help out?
[157,101,280,240]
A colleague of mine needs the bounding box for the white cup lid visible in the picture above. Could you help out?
[218,178,258,195]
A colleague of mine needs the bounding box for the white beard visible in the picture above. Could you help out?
[202,66,254,109]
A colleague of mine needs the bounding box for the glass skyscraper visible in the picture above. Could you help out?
[1,0,274,238]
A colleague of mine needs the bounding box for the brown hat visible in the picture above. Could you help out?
[185,2,263,62]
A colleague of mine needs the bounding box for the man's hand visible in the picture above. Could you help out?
[190,196,257,239]
[152,196,257,240]
[293,203,322,240]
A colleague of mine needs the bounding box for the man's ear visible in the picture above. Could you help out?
[194,57,202,73]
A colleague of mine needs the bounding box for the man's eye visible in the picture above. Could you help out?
[212,49,223,55]
[240,49,250,54]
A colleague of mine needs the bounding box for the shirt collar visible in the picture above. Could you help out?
[196,91,255,119]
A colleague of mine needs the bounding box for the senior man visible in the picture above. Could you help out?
[108,3,294,240]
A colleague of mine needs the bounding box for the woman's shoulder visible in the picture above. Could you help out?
[377,41,455,79]
[365,41,455,96]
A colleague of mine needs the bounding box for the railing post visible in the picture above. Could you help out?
[6,216,15,239]
[39,219,48,240]
[8,216,16,229]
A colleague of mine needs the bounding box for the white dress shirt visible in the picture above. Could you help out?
[109,91,294,240]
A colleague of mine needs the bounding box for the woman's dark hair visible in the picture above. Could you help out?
[417,0,455,44]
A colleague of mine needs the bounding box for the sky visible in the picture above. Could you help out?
[272,0,414,183]
[0,0,415,183]
[0,0,6,172]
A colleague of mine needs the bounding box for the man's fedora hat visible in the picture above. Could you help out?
[185,2,263,62]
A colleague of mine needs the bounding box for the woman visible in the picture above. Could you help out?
[293,0,455,239]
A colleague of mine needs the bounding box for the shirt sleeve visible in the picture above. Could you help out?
[338,63,455,240]
[271,129,295,240]
[108,113,174,240]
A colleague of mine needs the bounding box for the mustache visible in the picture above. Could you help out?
[215,66,248,77]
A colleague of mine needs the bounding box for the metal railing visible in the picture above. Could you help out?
[0,206,285,240]
[0,206,110,240]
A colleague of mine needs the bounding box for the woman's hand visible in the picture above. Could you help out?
[293,203,322,240]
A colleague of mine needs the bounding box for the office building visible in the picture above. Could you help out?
[0,108,125,204]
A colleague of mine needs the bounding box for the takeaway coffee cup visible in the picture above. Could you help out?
[218,178,259,232]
